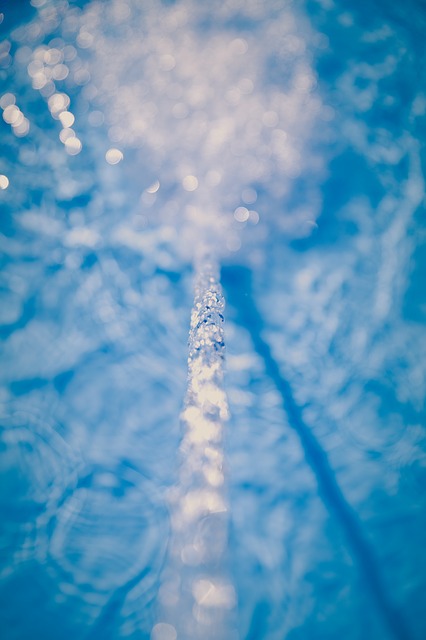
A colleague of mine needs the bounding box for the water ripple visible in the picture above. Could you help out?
[48,462,168,625]
[0,406,80,578]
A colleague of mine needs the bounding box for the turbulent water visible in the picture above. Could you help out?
[0,0,426,639]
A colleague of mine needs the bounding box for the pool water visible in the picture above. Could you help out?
[0,1,425,639]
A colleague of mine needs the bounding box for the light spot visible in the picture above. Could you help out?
[59,111,75,127]
[52,64,69,81]
[3,105,21,124]
[294,73,316,93]
[146,180,160,194]
[172,102,188,119]
[159,54,176,71]
[59,128,75,143]
[180,489,227,520]
[230,38,248,55]
[65,227,100,248]
[10,111,25,127]
[239,78,254,94]
[204,466,224,487]
[321,105,335,121]
[63,46,77,62]
[31,72,47,89]
[64,137,82,155]
[105,148,124,165]
[242,188,257,204]
[226,236,242,252]
[150,622,177,640]
[74,68,91,86]
[225,88,240,105]
[249,210,260,224]
[262,110,279,127]
[183,175,198,191]
[77,31,94,49]
[234,206,249,222]
[27,62,44,81]
[181,544,203,566]
[40,82,55,98]
[13,118,30,137]
[0,175,9,189]
[88,110,104,126]
[48,92,70,116]
[44,48,63,65]
[108,126,124,143]
[206,170,222,186]
[192,580,236,609]
[0,93,16,109]
[304,220,319,230]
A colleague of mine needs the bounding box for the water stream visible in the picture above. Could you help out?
[155,255,236,640]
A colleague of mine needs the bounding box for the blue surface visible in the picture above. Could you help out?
[0,1,426,639]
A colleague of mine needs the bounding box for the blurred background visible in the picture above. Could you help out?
[0,0,425,638]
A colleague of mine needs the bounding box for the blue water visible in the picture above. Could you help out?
[1,1,425,639]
